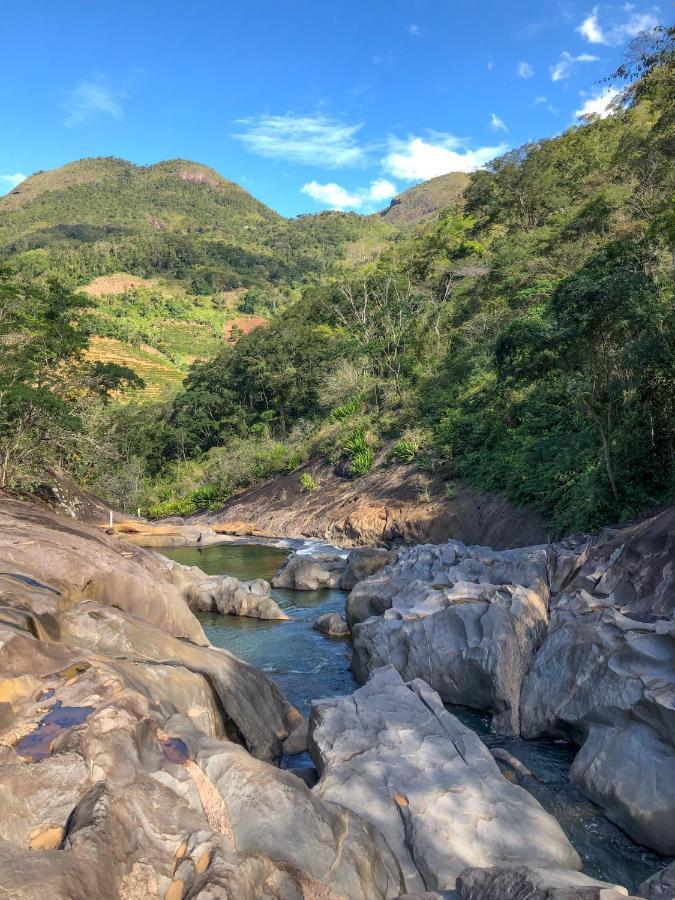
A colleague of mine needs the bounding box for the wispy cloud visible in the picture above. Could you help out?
[0,172,27,193]
[550,51,599,81]
[490,113,508,133]
[534,96,559,114]
[575,86,622,119]
[577,5,659,46]
[233,113,365,168]
[301,178,397,211]
[382,134,507,180]
[487,58,494,72]
[64,79,127,127]
[517,61,535,78]
[408,23,421,37]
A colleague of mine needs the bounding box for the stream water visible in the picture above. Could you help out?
[163,541,668,893]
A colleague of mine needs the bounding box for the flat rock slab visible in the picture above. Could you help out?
[309,667,581,893]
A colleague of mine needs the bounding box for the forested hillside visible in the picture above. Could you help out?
[1,31,672,535]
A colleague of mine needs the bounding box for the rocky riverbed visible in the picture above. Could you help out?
[0,496,672,898]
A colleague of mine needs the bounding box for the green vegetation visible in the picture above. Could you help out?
[2,31,673,535]
[298,472,320,492]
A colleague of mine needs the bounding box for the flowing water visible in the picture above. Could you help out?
[163,541,668,893]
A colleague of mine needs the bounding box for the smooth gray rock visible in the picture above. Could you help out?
[521,508,675,854]
[313,611,350,637]
[455,865,634,899]
[272,550,347,590]
[340,546,395,591]
[349,541,551,734]
[187,574,289,620]
[309,667,581,893]
[639,861,675,899]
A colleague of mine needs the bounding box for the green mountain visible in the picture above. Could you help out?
[0,157,392,289]
[0,157,394,394]
[379,172,470,226]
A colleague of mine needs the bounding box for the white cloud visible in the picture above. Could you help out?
[487,58,494,72]
[576,5,659,45]
[577,7,605,42]
[490,113,508,133]
[550,51,599,81]
[234,113,365,168]
[517,61,535,78]
[301,181,362,209]
[382,134,507,180]
[533,96,559,113]
[368,179,397,201]
[64,80,126,127]
[575,86,621,119]
[0,172,26,192]
[300,177,398,211]
[408,23,421,37]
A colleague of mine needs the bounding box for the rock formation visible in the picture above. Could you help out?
[343,507,675,857]
[0,498,403,898]
[185,573,288,619]
[309,667,583,893]
[313,612,350,637]
[348,540,551,734]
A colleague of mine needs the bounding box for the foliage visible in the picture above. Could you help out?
[298,472,319,492]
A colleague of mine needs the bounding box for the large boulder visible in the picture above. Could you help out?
[272,550,347,590]
[349,541,551,734]
[313,612,350,637]
[339,546,395,591]
[521,508,675,854]
[186,574,288,620]
[309,667,581,893]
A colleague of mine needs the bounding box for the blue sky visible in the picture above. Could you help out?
[0,1,666,216]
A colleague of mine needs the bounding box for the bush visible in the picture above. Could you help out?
[391,439,416,464]
[299,472,319,492]
[146,498,197,519]
[350,447,374,476]
[189,484,227,510]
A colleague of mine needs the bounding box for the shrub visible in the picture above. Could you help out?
[299,472,319,492]
[146,498,197,519]
[391,439,416,464]
[189,484,227,510]
[350,447,374,476]
[329,395,364,421]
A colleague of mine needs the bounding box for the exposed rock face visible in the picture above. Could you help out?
[186,574,288,620]
[520,508,675,854]
[271,550,347,590]
[349,541,551,734]
[0,499,404,899]
[309,667,581,893]
[455,865,634,899]
[203,459,548,550]
[313,612,350,637]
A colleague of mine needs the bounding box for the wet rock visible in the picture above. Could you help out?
[349,541,551,734]
[187,575,288,620]
[339,546,395,591]
[272,551,347,590]
[639,861,675,899]
[309,666,581,893]
[313,612,350,637]
[455,865,634,899]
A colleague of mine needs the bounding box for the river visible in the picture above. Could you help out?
[163,540,668,893]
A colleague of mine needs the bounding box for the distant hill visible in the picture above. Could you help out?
[380,172,470,226]
[0,157,394,397]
